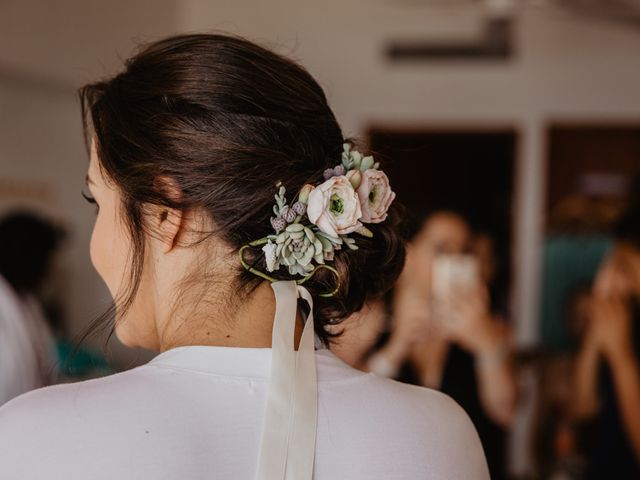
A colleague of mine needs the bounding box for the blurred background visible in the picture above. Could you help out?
[2,0,640,478]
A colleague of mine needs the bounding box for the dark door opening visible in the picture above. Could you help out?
[368,127,517,306]
[546,124,640,220]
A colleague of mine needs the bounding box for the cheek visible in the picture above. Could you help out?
[89,212,111,293]
[89,209,127,299]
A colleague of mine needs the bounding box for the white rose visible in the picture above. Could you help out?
[307,175,362,237]
[356,169,395,223]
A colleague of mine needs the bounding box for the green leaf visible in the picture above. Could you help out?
[313,238,323,256]
[304,227,315,242]
[286,223,304,233]
[317,235,333,251]
[361,155,374,171]
[356,226,374,238]
[316,230,342,245]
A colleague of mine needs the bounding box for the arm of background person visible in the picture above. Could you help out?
[441,289,517,427]
[0,289,34,406]
[590,251,640,459]
[572,338,601,420]
[607,344,640,460]
[0,329,18,406]
[471,319,518,427]
[367,286,432,378]
[589,297,640,460]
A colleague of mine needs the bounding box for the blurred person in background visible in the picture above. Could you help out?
[539,195,617,352]
[0,212,62,405]
[532,183,630,479]
[333,211,517,480]
[572,200,640,479]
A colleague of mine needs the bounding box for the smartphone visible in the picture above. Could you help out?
[431,254,480,300]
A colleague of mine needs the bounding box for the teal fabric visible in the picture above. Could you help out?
[55,339,111,378]
[539,235,612,350]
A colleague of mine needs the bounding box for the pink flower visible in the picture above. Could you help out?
[307,176,362,237]
[356,169,395,223]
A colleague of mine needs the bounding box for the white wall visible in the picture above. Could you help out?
[178,0,640,346]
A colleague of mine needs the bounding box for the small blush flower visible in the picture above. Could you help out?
[298,184,314,204]
[307,176,362,237]
[356,169,395,223]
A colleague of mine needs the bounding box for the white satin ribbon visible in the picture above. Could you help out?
[254,280,318,480]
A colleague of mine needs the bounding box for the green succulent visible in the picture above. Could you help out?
[274,223,325,276]
[341,143,378,172]
[315,230,344,261]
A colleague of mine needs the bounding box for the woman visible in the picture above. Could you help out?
[0,34,487,479]
[362,212,516,480]
[573,203,640,479]
[0,212,61,405]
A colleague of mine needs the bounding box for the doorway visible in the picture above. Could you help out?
[368,127,518,306]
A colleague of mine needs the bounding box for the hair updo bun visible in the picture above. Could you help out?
[80,33,406,345]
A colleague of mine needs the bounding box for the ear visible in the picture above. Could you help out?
[152,176,185,254]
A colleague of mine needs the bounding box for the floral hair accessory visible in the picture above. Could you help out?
[239,142,396,297]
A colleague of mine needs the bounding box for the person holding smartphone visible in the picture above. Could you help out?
[573,206,640,479]
[364,211,517,480]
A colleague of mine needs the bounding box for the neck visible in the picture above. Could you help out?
[158,281,305,352]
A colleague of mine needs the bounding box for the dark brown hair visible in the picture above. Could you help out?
[0,211,65,294]
[79,33,405,344]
